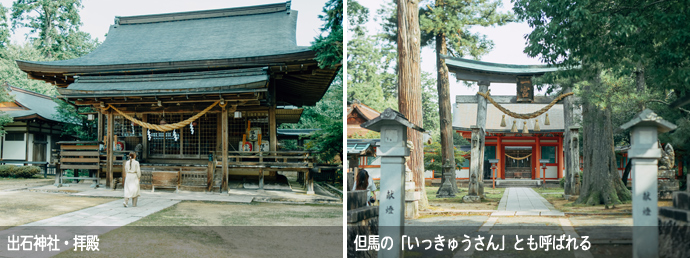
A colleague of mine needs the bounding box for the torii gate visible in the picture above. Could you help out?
[440,55,579,201]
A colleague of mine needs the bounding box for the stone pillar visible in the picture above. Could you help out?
[465,126,483,203]
[476,82,489,197]
[405,153,419,218]
[619,109,677,258]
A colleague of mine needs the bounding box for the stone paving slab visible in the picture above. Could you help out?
[30,183,340,204]
[540,211,566,216]
[0,198,179,258]
[492,211,516,216]
[515,211,541,216]
[498,187,555,212]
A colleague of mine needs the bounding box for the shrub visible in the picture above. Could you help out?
[0,165,16,177]
[11,166,41,178]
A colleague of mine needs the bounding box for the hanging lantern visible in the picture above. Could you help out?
[534,119,540,131]
[511,121,518,132]
[522,121,529,133]
[545,113,551,125]
[500,115,506,127]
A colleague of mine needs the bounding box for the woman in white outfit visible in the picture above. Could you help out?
[352,169,376,205]
[123,152,141,207]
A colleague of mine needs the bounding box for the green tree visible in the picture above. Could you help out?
[11,0,93,58]
[311,0,343,69]
[283,0,343,164]
[0,42,55,95]
[418,0,513,195]
[347,0,397,112]
[511,0,676,205]
[54,99,96,140]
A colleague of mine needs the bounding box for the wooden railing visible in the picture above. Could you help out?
[222,151,314,168]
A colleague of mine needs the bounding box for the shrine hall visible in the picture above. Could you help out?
[444,56,580,185]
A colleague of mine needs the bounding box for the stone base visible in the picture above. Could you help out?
[436,179,456,198]
[405,200,419,219]
[462,195,481,203]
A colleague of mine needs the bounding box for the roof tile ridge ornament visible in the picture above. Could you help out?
[116,2,292,25]
[381,108,397,120]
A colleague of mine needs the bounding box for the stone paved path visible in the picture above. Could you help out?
[496,187,564,216]
[0,199,179,258]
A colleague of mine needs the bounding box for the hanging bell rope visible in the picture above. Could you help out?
[477,90,574,119]
[104,100,221,132]
[505,153,532,161]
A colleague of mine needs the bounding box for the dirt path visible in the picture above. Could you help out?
[0,191,113,229]
[55,202,343,258]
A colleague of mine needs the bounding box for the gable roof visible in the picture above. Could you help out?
[15,1,339,107]
[347,102,380,121]
[1,87,65,123]
[17,2,308,74]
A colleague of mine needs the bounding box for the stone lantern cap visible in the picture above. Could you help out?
[360,108,425,133]
[619,109,677,133]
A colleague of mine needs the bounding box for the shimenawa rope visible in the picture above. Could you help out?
[477,90,574,119]
[505,153,532,161]
[105,100,221,132]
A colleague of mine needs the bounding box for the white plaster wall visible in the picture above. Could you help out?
[424,170,434,179]
[2,133,27,160]
[27,134,33,162]
[545,166,557,178]
[456,168,469,178]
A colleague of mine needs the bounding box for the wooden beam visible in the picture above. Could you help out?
[221,105,228,192]
[107,111,114,189]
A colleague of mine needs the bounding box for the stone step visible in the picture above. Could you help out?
[347,206,378,223]
[347,190,368,210]
[495,180,543,187]
[673,191,689,210]
[659,206,689,222]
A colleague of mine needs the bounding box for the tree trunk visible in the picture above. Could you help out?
[576,83,631,205]
[397,0,428,208]
[562,86,574,195]
[435,32,457,194]
[43,7,53,58]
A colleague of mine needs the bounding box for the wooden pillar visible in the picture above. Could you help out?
[558,135,564,179]
[141,115,147,161]
[532,134,546,180]
[107,111,114,189]
[207,152,215,192]
[269,82,277,178]
[221,105,229,192]
[306,169,314,195]
[97,111,104,142]
[259,168,264,189]
[497,135,503,179]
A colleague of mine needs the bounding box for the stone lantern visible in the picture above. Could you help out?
[619,109,676,258]
[361,108,424,258]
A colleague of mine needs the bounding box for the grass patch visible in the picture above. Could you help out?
[533,187,565,194]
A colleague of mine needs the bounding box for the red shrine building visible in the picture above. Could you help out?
[453,97,568,181]
[445,56,579,185]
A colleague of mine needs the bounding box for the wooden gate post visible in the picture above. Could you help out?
[221,105,229,192]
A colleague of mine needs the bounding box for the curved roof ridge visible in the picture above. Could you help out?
[117,1,291,25]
